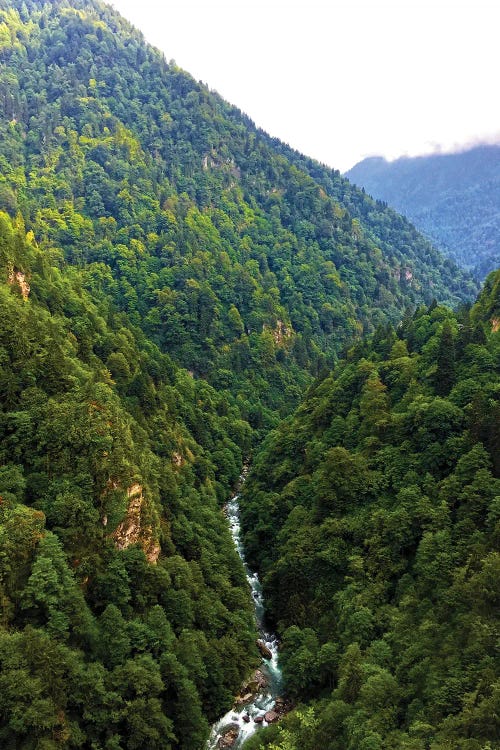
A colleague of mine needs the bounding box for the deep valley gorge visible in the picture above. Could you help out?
[0,2,498,749]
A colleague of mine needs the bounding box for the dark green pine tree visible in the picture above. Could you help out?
[435,320,455,396]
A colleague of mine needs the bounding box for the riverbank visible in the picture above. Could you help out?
[206,487,285,749]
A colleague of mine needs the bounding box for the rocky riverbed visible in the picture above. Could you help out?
[206,486,290,749]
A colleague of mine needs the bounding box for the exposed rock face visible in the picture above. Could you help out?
[112,483,142,549]
[256,639,273,659]
[172,444,194,468]
[404,268,414,283]
[263,320,292,345]
[111,483,160,563]
[8,268,30,299]
[202,149,241,180]
[272,320,290,345]
[492,317,500,332]
[144,540,161,563]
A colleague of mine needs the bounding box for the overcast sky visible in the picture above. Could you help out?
[109,0,500,173]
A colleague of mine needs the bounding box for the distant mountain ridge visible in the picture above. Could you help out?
[346,144,500,279]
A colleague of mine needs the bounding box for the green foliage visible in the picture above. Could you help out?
[0,1,488,747]
[0,212,257,747]
[0,0,477,428]
[241,279,500,749]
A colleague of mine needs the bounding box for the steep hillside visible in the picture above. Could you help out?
[241,271,500,750]
[346,145,500,280]
[0,212,259,749]
[0,0,476,424]
[0,0,485,748]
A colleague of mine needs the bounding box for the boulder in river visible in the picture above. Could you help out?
[242,713,250,723]
[254,715,264,724]
[273,697,294,718]
[264,710,279,723]
[256,639,273,659]
[217,724,240,748]
[239,668,268,698]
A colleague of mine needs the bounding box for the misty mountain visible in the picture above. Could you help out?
[346,144,500,279]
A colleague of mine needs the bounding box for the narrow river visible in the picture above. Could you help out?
[206,487,283,749]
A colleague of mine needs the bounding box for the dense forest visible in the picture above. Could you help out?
[0,0,476,426]
[0,208,262,748]
[241,271,500,750]
[346,146,500,280]
[0,0,494,749]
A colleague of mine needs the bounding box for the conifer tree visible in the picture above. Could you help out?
[435,320,455,395]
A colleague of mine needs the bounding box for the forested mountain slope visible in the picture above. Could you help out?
[346,146,500,280]
[241,271,500,750]
[0,0,484,748]
[0,211,261,749]
[0,0,476,423]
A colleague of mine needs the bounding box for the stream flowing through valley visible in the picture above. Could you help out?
[206,486,283,749]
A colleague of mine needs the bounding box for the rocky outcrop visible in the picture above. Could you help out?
[8,268,30,299]
[404,268,414,283]
[172,443,194,468]
[263,320,292,345]
[202,150,241,180]
[252,669,268,690]
[111,483,160,563]
[217,725,239,748]
[234,669,268,706]
[492,317,499,332]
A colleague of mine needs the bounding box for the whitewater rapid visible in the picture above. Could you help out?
[206,489,282,749]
